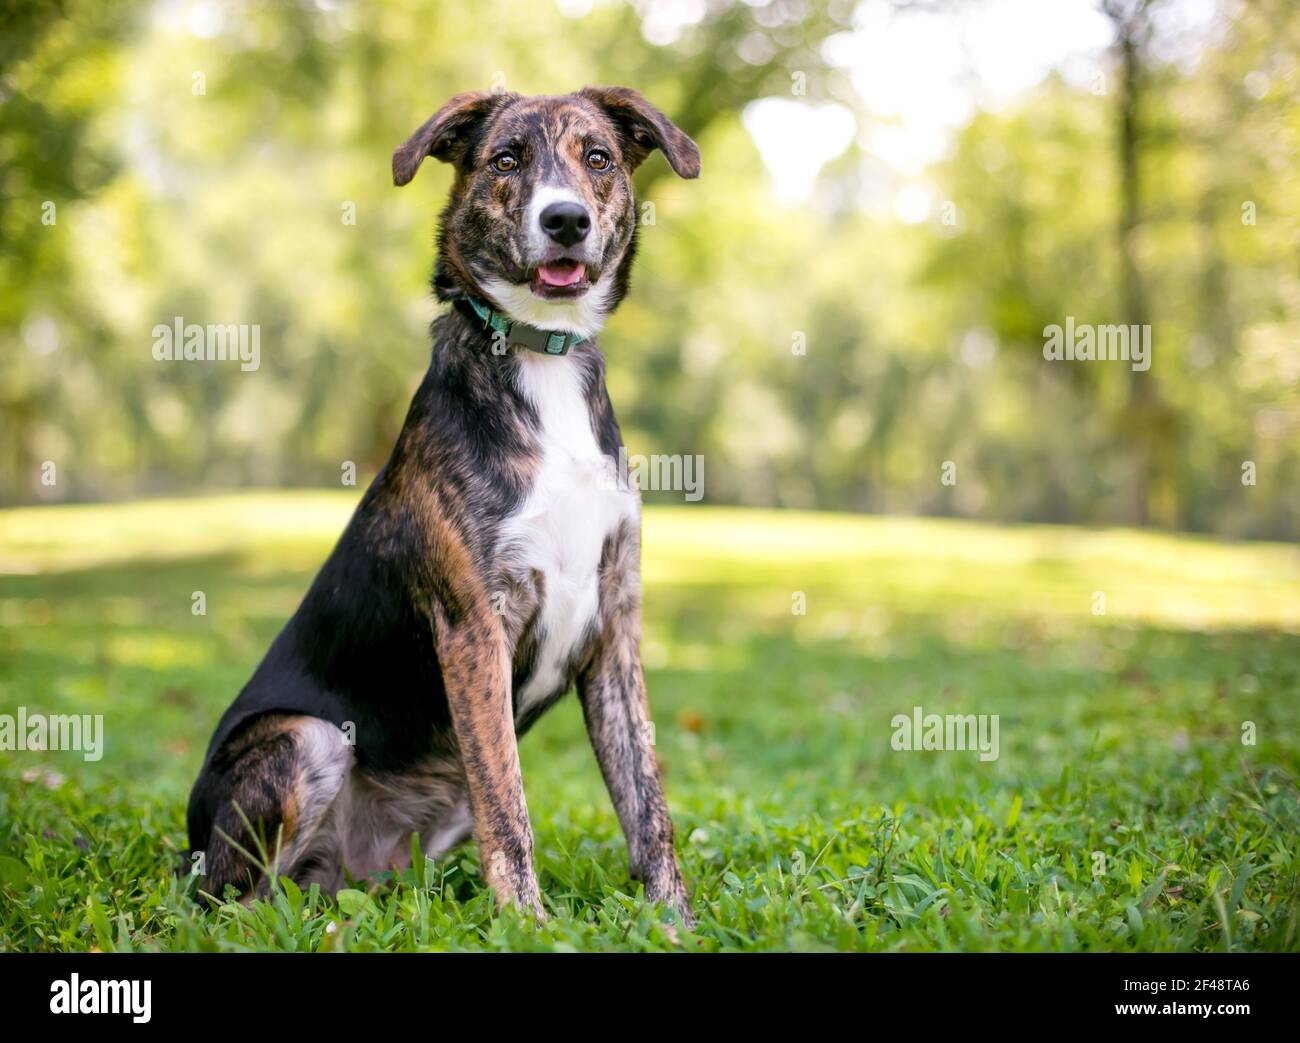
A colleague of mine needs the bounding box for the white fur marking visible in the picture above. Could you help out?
[480,183,612,337]
[500,353,638,716]
[295,717,352,800]
[481,272,614,339]
[527,184,585,259]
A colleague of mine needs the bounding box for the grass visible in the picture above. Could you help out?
[1,492,1298,952]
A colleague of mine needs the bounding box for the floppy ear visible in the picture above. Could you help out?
[578,86,700,179]
[392,91,512,186]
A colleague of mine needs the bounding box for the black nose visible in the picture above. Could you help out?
[539,201,590,246]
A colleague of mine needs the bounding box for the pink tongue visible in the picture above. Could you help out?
[537,262,584,287]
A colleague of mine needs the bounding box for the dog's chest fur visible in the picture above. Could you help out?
[496,351,638,717]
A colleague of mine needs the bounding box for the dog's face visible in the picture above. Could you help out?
[394,87,700,337]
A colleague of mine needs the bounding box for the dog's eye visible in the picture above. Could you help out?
[492,153,518,173]
[586,149,611,171]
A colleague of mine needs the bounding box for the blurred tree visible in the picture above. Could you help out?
[0,0,138,497]
[0,0,1295,539]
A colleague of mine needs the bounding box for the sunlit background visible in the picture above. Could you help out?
[3,0,1297,537]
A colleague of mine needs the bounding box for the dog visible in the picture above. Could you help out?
[185,87,700,923]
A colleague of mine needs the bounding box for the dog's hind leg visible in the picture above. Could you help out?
[188,714,351,902]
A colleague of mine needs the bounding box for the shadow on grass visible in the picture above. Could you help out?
[4,548,1293,803]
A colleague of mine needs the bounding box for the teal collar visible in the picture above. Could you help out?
[461,296,582,357]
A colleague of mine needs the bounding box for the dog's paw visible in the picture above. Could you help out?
[491,882,546,923]
[522,893,548,924]
[644,863,695,929]
[666,901,696,931]
[484,847,546,923]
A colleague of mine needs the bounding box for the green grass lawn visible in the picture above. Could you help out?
[1,493,1298,952]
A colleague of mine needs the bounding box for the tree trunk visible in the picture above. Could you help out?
[1107,0,1158,526]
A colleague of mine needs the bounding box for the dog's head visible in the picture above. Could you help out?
[394,87,700,338]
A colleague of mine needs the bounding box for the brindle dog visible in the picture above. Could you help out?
[185,87,700,922]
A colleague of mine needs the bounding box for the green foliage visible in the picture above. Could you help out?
[1,1,1296,537]
[1,494,1296,951]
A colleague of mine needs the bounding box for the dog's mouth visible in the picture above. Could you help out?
[529,259,589,299]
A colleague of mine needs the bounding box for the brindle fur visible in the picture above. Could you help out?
[186,87,699,923]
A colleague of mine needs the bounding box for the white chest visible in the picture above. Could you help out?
[498,353,638,714]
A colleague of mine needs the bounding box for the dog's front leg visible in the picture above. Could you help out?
[578,526,692,925]
[434,606,543,918]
